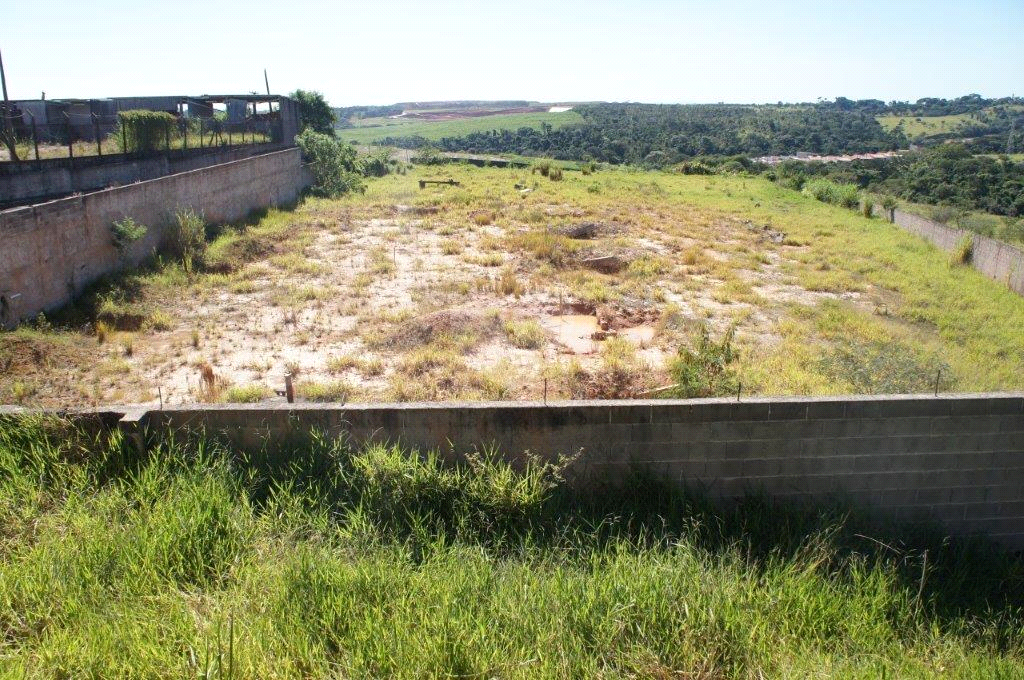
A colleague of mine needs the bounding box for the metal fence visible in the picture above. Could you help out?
[0,106,285,162]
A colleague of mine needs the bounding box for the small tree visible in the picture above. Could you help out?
[290,90,336,136]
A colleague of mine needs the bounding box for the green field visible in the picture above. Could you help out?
[337,109,584,146]
[876,112,975,137]
[877,105,1024,139]
[2,417,1022,677]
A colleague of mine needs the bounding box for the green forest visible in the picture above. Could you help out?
[770,145,1024,219]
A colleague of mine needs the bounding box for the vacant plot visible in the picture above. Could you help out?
[1,417,1022,677]
[3,163,1024,407]
[337,109,584,146]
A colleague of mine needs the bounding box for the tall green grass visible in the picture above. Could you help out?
[2,417,1023,677]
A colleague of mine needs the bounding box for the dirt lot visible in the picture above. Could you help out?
[4,163,1024,407]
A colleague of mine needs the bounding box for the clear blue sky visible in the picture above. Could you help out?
[2,0,1021,106]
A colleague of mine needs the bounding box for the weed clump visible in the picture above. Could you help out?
[165,207,207,275]
[950,234,974,266]
[503,319,547,349]
[803,179,860,210]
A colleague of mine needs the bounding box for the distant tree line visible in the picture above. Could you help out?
[375,102,907,165]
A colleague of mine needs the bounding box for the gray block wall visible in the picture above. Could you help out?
[891,209,1024,295]
[0,148,311,326]
[130,393,1024,549]
[0,144,289,208]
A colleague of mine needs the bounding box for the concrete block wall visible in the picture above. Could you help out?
[0,148,311,326]
[892,209,1024,295]
[137,393,1024,549]
[0,144,289,208]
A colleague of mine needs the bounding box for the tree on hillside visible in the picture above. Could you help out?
[290,89,336,136]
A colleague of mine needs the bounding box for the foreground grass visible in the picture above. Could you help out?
[1,417,1023,677]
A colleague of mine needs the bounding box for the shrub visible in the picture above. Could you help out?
[862,201,874,219]
[536,160,551,177]
[411,146,445,165]
[295,129,365,197]
[666,325,740,398]
[548,167,563,181]
[110,217,147,255]
[361,148,393,177]
[116,110,175,154]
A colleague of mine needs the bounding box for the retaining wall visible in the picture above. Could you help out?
[0,144,290,209]
[891,208,1024,295]
[0,148,311,326]
[94,392,1024,549]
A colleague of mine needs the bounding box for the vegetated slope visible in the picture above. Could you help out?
[2,418,1022,677]
[378,102,906,164]
[771,144,1024,222]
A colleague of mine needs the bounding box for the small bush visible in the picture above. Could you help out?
[950,234,974,266]
[110,217,147,255]
[472,212,494,226]
[536,160,551,177]
[361,148,393,177]
[666,325,740,398]
[862,201,874,219]
[411,146,445,165]
[548,167,563,181]
[295,129,365,197]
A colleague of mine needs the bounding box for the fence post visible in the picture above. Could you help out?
[92,113,102,156]
[120,117,127,155]
[199,119,204,148]
[64,112,73,160]
[29,112,39,160]
[165,119,170,152]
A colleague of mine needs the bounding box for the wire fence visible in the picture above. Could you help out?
[0,105,285,162]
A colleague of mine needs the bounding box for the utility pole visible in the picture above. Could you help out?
[0,48,9,101]
[264,69,271,96]
[0,48,20,162]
